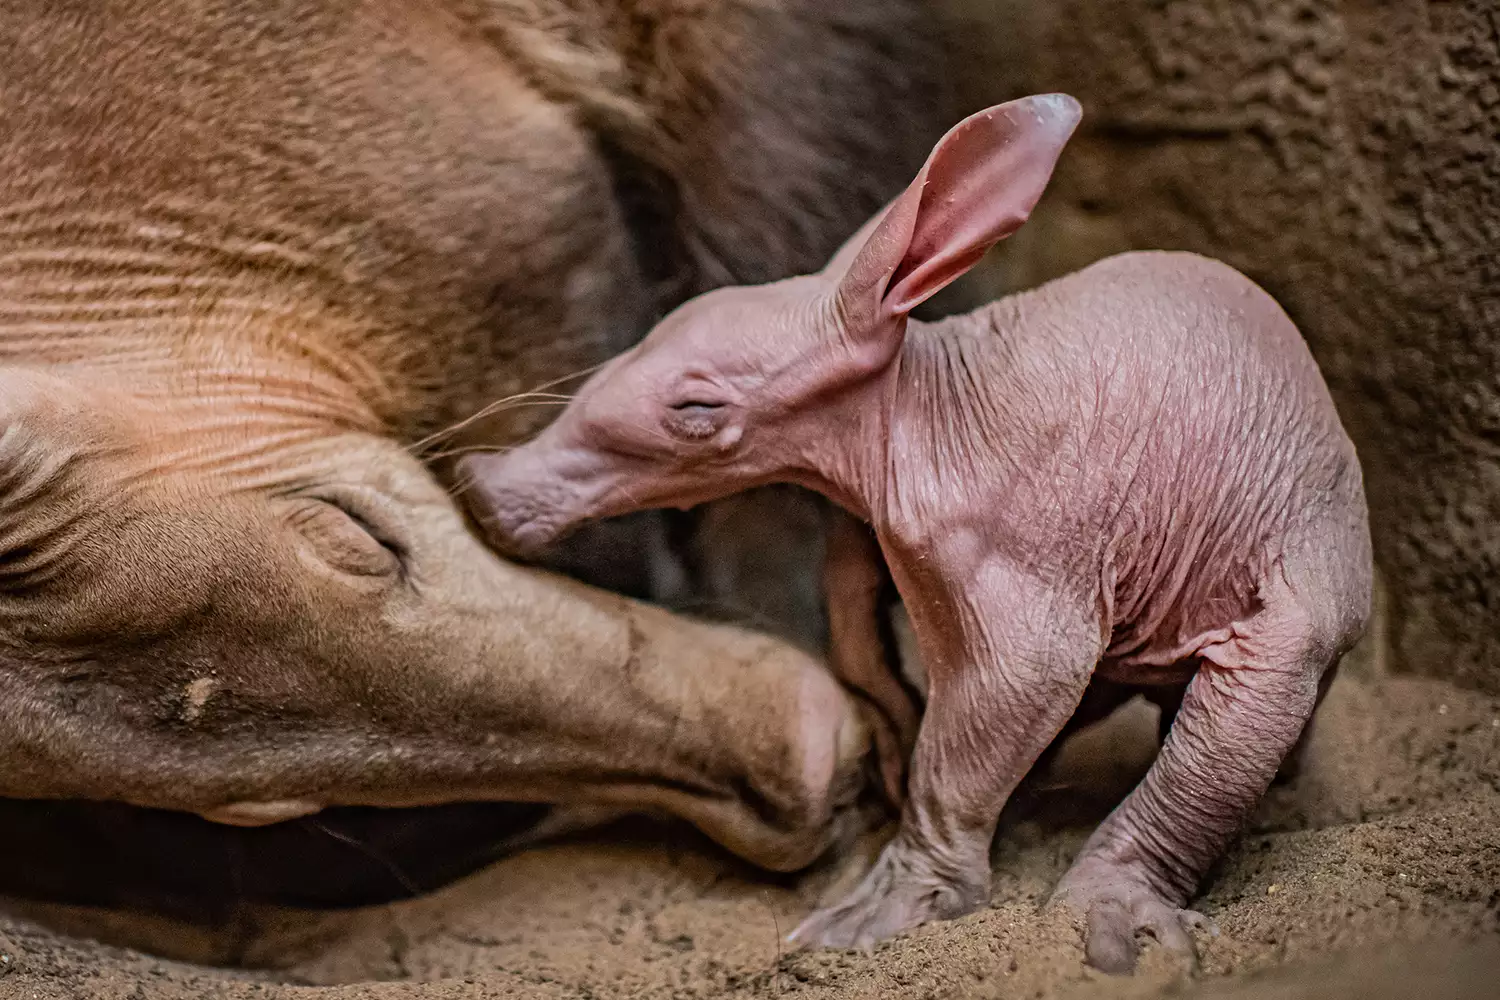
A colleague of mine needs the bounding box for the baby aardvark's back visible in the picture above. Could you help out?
[887,249,1368,683]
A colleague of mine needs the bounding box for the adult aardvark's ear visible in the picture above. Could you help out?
[826,94,1082,343]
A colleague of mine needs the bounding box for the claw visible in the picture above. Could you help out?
[1082,898,1139,974]
[1055,876,1213,975]
[1140,906,1196,958]
[788,836,987,952]
[1182,910,1220,938]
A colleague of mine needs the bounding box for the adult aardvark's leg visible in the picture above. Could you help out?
[1051,544,1365,973]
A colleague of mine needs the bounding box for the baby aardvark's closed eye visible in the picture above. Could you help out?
[663,398,729,441]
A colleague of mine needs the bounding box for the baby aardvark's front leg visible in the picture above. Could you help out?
[791,555,1105,949]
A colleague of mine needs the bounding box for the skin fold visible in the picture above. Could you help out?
[465,93,1374,973]
[0,0,945,874]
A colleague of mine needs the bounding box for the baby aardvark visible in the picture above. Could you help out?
[463,94,1372,972]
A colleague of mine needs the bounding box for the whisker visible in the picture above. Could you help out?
[421,443,520,463]
[445,468,483,499]
[406,360,607,454]
[406,397,574,455]
[526,359,609,393]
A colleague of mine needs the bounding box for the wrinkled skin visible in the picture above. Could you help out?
[0,0,945,873]
[466,94,1374,972]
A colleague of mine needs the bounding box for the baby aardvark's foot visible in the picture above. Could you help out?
[1051,862,1218,974]
[788,834,988,950]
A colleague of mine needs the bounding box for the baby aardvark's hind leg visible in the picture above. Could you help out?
[791,560,1104,950]
[1052,560,1359,973]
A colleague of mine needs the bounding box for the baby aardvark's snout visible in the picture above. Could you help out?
[462,441,617,557]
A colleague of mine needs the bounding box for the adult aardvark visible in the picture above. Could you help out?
[0,0,940,874]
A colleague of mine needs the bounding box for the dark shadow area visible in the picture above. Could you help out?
[0,799,551,923]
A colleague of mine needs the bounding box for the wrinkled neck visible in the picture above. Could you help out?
[0,199,410,437]
[144,348,386,490]
[0,297,387,490]
[894,306,1024,489]
[820,308,1020,533]
[780,353,900,525]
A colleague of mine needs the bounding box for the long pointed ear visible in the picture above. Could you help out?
[827,93,1082,342]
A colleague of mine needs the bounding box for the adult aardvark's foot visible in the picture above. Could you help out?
[1051,865,1217,974]
[788,835,987,950]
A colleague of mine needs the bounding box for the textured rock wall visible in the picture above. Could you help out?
[938,0,1500,691]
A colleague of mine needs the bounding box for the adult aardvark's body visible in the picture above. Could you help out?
[0,0,942,872]
[466,95,1373,971]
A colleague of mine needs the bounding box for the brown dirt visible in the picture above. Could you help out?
[0,637,1496,999]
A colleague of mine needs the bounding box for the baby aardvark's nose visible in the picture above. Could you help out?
[460,450,585,558]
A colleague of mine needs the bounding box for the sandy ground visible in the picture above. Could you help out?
[1,637,1496,999]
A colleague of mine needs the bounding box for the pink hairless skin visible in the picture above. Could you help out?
[461,94,1372,973]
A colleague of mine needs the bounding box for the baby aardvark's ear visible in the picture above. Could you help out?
[826,93,1082,346]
